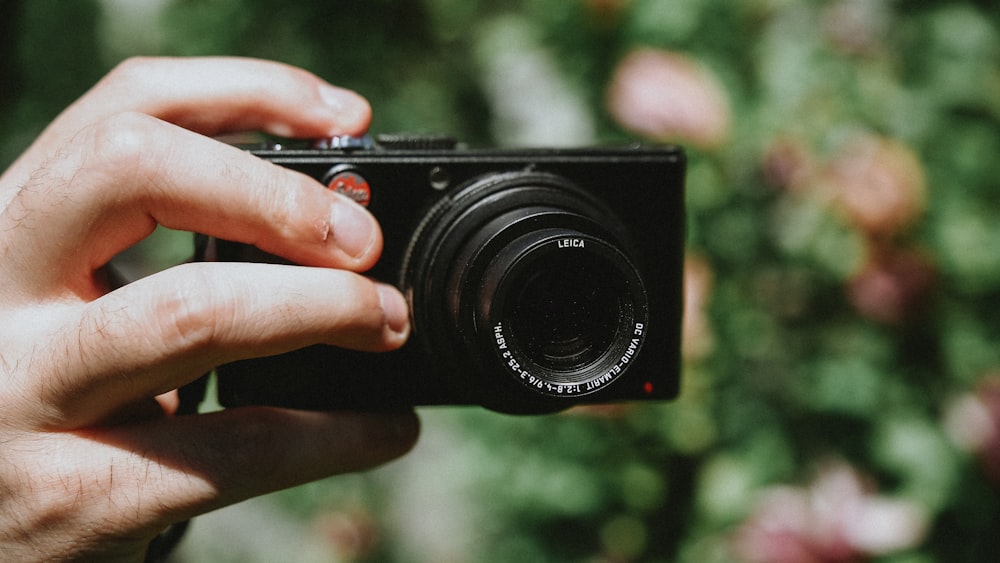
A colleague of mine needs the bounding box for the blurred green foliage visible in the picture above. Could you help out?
[3,0,1000,561]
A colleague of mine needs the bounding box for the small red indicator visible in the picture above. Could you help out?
[643,381,654,394]
[327,171,372,207]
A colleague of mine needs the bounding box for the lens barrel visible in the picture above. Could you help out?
[475,229,647,394]
[402,172,649,408]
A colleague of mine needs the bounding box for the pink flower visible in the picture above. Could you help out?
[682,254,715,362]
[312,507,380,560]
[847,246,936,325]
[822,0,892,56]
[607,49,732,149]
[945,377,1000,486]
[732,464,929,563]
[822,134,926,238]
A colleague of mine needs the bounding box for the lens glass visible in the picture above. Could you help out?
[508,251,622,374]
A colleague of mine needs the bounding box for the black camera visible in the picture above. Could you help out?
[201,135,686,414]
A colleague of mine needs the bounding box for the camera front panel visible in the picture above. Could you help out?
[209,143,685,414]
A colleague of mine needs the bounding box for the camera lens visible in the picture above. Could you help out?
[509,253,620,373]
[402,172,649,407]
[475,228,646,393]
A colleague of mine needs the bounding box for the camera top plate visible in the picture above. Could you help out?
[256,134,685,163]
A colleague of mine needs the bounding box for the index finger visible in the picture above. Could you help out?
[1,56,371,206]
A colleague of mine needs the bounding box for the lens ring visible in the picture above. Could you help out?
[479,232,648,397]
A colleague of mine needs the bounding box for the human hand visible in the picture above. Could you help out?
[0,57,419,562]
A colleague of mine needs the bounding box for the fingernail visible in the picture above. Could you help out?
[330,197,377,259]
[318,83,370,132]
[376,283,410,335]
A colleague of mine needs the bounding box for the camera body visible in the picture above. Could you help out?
[204,136,686,414]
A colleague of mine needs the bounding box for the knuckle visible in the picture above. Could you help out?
[104,56,158,84]
[146,266,231,356]
[9,113,162,219]
[101,56,152,88]
[251,165,303,230]
[245,167,337,258]
[266,169,323,234]
[84,112,161,173]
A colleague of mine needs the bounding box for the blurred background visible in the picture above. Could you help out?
[3,0,1000,561]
